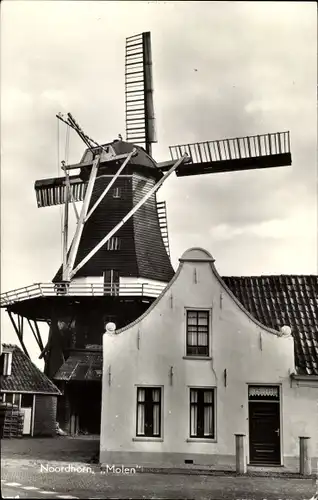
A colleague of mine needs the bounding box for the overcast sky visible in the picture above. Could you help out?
[1,1,317,366]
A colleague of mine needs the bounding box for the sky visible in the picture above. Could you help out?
[1,1,317,367]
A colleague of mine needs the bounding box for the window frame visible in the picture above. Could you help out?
[1,351,13,376]
[185,308,211,357]
[136,386,162,438]
[189,387,216,440]
[112,187,121,199]
[21,393,34,408]
[3,392,21,407]
[106,236,121,251]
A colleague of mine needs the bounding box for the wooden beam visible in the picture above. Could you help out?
[20,315,24,339]
[63,167,79,221]
[27,318,44,353]
[7,311,30,358]
[85,148,136,223]
[64,155,101,280]
[157,157,191,171]
[39,344,48,360]
[62,186,70,278]
[33,320,45,352]
[143,31,156,153]
[61,152,136,172]
[175,153,292,177]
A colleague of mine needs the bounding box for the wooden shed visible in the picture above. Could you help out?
[0,344,61,436]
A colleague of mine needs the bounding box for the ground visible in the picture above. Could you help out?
[1,437,317,500]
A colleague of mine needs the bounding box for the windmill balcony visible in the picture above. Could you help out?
[0,281,167,307]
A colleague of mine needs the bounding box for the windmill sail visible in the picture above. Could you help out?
[125,32,157,154]
[35,176,86,208]
[168,131,291,176]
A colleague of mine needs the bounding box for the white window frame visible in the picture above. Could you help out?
[106,236,121,251]
[187,386,217,443]
[3,392,21,407]
[112,187,121,199]
[133,385,164,442]
[1,351,13,376]
[184,307,212,359]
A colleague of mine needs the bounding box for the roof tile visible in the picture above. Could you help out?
[223,275,318,376]
[1,344,61,394]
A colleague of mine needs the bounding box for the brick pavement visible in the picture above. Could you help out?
[1,457,318,500]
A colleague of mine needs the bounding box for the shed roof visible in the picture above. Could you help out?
[54,350,102,382]
[1,344,61,395]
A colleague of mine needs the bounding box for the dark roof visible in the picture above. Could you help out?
[223,275,318,376]
[80,140,159,173]
[54,350,102,382]
[0,344,61,394]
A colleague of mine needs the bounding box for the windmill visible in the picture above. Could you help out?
[1,32,292,434]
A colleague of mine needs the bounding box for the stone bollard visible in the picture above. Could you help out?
[235,434,247,474]
[299,436,312,475]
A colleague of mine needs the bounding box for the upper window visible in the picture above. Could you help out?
[106,237,121,251]
[0,352,12,376]
[136,387,162,438]
[186,310,210,356]
[112,187,121,199]
[190,388,215,439]
[4,393,20,406]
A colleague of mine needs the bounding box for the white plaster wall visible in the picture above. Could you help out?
[71,276,166,297]
[101,250,317,465]
[283,383,318,460]
[72,276,103,284]
[70,276,104,295]
[120,277,167,287]
[72,276,166,285]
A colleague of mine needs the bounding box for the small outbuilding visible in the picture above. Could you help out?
[0,344,61,436]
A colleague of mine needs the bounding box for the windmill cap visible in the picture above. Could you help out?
[82,140,159,169]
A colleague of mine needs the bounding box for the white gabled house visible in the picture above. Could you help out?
[100,248,318,470]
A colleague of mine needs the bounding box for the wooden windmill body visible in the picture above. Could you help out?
[1,32,292,434]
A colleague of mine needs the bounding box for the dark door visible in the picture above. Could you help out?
[103,269,120,296]
[248,386,281,465]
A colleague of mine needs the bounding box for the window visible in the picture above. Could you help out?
[106,237,121,251]
[190,388,215,439]
[0,352,12,376]
[4,393,20,406]
[21,394,34,408]
[136,387,161,437]
[113,187,121,198]
[186,310,210,356]
[81,145,114,163]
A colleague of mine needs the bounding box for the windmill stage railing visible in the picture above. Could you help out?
[169,131,291,164]
[0,282,167,307]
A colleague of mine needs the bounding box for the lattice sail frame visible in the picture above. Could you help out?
[125,32,156,153]
[169,131,290,163]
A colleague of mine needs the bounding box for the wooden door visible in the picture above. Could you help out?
[248,386,281,465]
[103,269,120,296]
[22,408,32,435]
[21,393,34,435]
